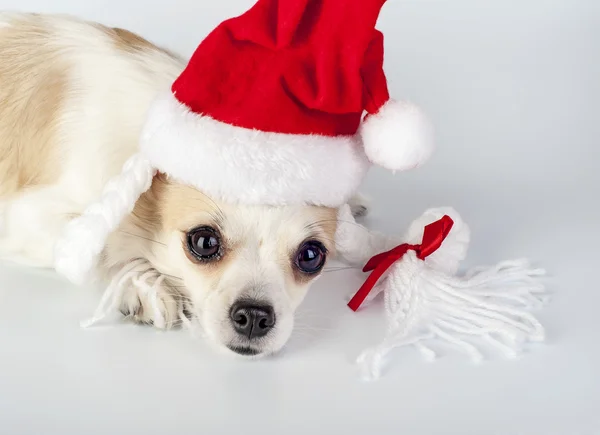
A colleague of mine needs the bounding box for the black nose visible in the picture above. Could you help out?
[230,301,276,339]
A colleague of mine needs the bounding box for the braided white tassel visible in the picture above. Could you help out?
[357,253,547,380]
[54,154,156,285]
[336,207,548,381]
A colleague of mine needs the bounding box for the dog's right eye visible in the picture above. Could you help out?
[295,241,327,274]
[186,226,221,261]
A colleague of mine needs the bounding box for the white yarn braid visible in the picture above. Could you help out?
[54,154,156,285]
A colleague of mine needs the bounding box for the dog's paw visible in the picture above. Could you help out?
[118,279,182,329]
[348,193,369,219]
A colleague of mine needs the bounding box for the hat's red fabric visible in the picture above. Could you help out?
[53,0,435,288]
[172,0,390,137]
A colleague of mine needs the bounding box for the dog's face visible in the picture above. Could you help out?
[137,176,337,356]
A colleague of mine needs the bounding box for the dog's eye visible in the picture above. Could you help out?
[295,241,327,274]
[186,226,221,260]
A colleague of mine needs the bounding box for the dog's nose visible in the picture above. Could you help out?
[230,301,275,339]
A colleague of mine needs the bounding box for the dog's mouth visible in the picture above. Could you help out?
[227,345,263,356]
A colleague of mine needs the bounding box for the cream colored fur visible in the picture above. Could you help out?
[0,12,367,356]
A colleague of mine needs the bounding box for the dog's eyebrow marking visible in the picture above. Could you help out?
[297,225,336,254]
[212,211,225,229]
[179,209,224,234]
[303,220,334,234]
[301,227,328,243]
[201,206,225,232]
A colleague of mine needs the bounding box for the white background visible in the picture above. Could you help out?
[0,0,598,434]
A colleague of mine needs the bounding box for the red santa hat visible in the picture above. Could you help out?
[54,0,434,284]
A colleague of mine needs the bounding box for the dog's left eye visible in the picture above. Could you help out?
[295,241,327,274]
[186,226,221,260]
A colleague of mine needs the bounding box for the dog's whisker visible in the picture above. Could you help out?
[128,269,184,281]
[305,218,371,232]
[323,266,356,273]
[119,231,167,246]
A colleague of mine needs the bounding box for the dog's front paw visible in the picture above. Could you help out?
[118,277,182,329]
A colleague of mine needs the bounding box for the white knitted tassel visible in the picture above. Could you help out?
[336,207,548,381]
[357,253,547,380]
[54,154,156,285]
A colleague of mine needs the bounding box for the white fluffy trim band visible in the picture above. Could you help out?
[139,93,371,208]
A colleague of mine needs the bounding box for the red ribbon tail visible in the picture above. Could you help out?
[417,215,454,260]
[348,254,400,311]
[362,251,389,272]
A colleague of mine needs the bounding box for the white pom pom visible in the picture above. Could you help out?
[360,99,434,171]
[403,207,470,275]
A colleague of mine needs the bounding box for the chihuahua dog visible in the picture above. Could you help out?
[0,13,368,356]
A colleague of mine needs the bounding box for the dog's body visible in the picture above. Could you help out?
[0,13,184,267]
[0,13,367,356]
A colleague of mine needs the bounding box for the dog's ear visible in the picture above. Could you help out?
[130,176,165,233]
[154,171,169,183]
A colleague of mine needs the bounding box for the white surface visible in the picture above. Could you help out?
[0,0,598,434]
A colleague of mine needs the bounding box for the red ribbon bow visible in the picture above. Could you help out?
[347,215,454,312]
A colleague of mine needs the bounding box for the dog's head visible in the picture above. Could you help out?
[121,175,338,356]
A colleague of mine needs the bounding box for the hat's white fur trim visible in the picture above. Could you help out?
[140,92,371,207]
